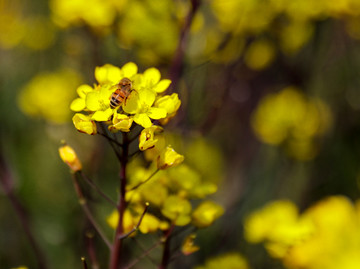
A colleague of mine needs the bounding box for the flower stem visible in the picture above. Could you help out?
[109,132,129,269]
[159,224,175,269]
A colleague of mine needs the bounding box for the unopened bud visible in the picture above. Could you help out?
[59,142,82,172]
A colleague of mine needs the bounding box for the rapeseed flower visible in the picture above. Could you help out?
[70,62,180,133]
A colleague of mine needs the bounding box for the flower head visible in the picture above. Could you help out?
[70,62,180,134]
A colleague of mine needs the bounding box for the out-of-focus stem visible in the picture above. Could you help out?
[159,224,175,269]
[79,171,117,207]
[0,152,48,269]
[168,0,202,92]
[71,173,112,249]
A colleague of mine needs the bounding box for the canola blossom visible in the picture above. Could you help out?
[251,87,332,160]
[245,196,360,269]
[70,62,178,132]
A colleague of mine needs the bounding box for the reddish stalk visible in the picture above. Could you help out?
[109,133,129,269]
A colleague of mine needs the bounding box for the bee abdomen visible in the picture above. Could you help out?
[110,95,123,108]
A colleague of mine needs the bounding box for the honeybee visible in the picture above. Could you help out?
[109,77,133,109]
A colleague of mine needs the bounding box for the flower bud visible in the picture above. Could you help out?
[157,146,184,170]
[59,143,82,172]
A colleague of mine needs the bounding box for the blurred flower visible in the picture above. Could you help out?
[194,253,250,269]
[49,0,123,29]
[59,143,82,172]
[192,200,224,228]
[116,0,183,64]
[245,196,360,269]
[161,195,192,226]
[251,87,332,160]
[244,39,276,70]
[18,69,82,124]
[244,200,313,258]
[181,233,200,255]
[22,16,56,50]
[157,146,184,170]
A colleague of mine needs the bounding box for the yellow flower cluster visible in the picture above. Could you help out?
[107,137,224,236]
[71,62,180,133]
[245,196,360,269]
[208,0,360,66]
[0,0,56,50]
[251,87,332,160]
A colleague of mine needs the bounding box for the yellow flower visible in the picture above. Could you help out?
[157,146,184,170]
[70,84,94,112]
[108,112,133,132]
[123,87,167,128]
[192,200,224,228]
[155,93,181,125]
[161,195,192,226]
[58,143,82,172]
[139,125,163,151]
[95,62,138,85]
[181,233,200,255]
[107,209,136,235]
[72,113,97,135]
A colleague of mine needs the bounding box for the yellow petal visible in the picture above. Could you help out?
[95,64,122,84]
[76,84,93,98]
[143,67,161,86]
[70,98,86,112]
[153,79,172,93]
[157,146,184,169]
[147,107,167,120]
[134,113,153,128]
[72,113,97,135]
[122,62,138,78]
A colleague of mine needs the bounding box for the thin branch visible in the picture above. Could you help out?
[168,0,202,92]
[118,202,149,240]
[123,240,163,269]
[0,152,48,269]
[98,131,123,147]
[131,237,159,267]
[85,230,100,269]
[98,123,122,161]
[79,171,117,208]
[72,173,112,250]
[128,169,160,191]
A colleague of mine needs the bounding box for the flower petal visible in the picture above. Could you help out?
[122,62,138,78]
[85,91,101,111]
[95,64,122,84]
[143,67,161,86]
[91,108,113,121]
[147,107,167,120]
[154,79,171,93]
[134,113,153,128]
[77,84,93,98]
[70,98,86,112]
